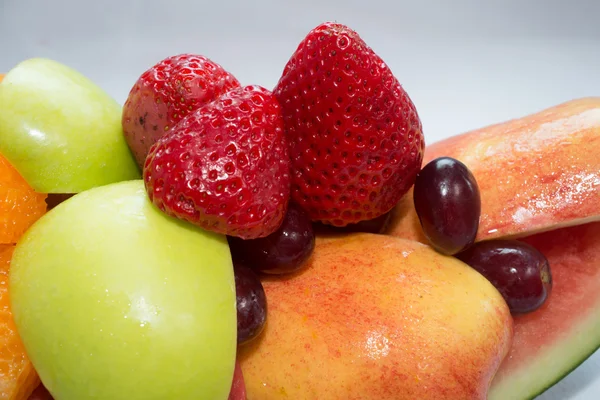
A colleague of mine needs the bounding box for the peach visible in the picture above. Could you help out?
[239,234,512,399]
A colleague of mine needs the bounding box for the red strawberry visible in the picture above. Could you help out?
[274,22,425,227]
[122,54,240,168]
[144,85,290,239]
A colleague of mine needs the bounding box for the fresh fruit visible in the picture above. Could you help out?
[26,362,248,400]
[386,98,600,398]
[44,194,74,210]
[27,384,52,400]
[122,54,241,168]
[335,211,393,233]
[489,222,600,399]
[456,240,552,314]
[239,234,513,400]
[0,153,47,244]
[234,263,267,345]
[144,85,290,239]
[314,210,393,235]
[0,74,4,83]
[0,245,40,400]
[388,97,600,242]
[229,202,315,274]
[0,151,46,398]
[413,157,481,255]
[10,180,237,400]
[273,22,425,227]
[0,58,140,193]
[228,361,247,400]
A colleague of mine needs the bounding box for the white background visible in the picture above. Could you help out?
[1,0,600,398]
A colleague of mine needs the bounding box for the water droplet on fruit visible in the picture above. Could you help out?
[337,35,349,49]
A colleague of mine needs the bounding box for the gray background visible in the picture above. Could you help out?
[1,0,600,398]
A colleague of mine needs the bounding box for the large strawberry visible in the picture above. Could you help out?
[274,22,425,227]
[123,54,240,168]
[144,85,290,239]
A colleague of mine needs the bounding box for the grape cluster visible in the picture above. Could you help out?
[231,156,554,344]
[414,157,552,314]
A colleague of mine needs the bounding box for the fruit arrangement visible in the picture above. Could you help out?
[0,21,598,400]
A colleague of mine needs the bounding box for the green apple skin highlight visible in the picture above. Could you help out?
[0,58,140,193]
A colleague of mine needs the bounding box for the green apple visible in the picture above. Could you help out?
[0,58,140,193]
[9,180,237,400]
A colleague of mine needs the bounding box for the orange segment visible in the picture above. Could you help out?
[0,245,40,400]
[0,154,47,244]
[0,79,48,398]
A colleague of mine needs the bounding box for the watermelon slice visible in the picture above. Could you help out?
[228,361,247,400]
[384,98,600,398]
[488,221,600,399]
[388,97,600,244]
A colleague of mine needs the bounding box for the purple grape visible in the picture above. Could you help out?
[234,263,267,345]
[229,202,315,274]
[45,193,75,210]
[413,157,481,255]
[456,240,552,314]
[29,383,53,400]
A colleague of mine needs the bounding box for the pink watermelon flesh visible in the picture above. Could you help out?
[228,361,246,400]
[489,221,600,399]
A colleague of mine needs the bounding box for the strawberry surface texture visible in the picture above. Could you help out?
[123,54,241,167]
[144,85,290,239]
[274,22,425,226]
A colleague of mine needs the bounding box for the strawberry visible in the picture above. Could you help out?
[273,22,425,227]
[144,85,290,240]
[122,54,240,168]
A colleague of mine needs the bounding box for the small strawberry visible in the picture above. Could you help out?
[274,22,425,227]
[144,85,290,239]
[122,54,240,168]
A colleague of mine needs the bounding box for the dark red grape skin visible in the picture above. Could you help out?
[228,202,315,274]
[28,383,53,400]
[45,193,75,210]
[234,263,267,345]
[413,157,481,255]
[455,240,552,314]
[313,210,393,234]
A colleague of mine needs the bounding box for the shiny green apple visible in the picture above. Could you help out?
[9,180,237,400]
[0,58,140,193]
